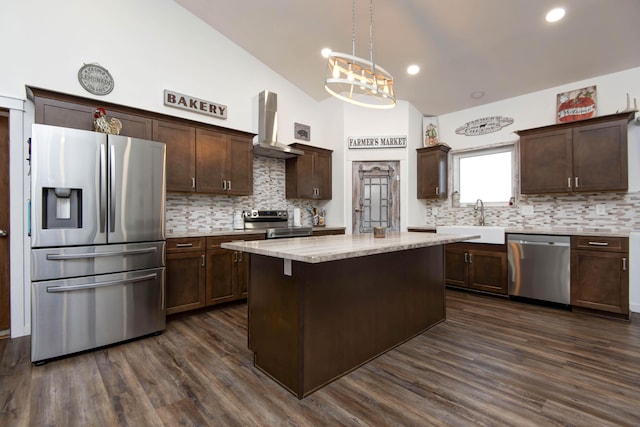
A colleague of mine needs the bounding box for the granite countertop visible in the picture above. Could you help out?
[167,226,346,239]
[407,225,630,238]
[221,232,479,264]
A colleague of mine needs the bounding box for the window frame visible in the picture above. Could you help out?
[451,141,518,207]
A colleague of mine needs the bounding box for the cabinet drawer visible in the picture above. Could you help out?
[571,236,628,252]
[166,237,206,252]
[206,233,265,249]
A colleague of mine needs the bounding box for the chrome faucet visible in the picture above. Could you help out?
[474,199,485,226]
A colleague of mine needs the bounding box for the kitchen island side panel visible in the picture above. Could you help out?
[248,245,445,399]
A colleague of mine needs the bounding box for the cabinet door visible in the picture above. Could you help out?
[196,128,227,194]
[444,245,468,288]
[417,147,447,199]
[227,135,253,195]
[293,152,315,198]
[572,120,627,192]
[468,250,507,294]
[205,248,236,305]
[166,251,205,314]
[314,151,333,199]
[153,120,196,192]
[571,250,629,315]
[236,251,249,298]
[520,129,573,194]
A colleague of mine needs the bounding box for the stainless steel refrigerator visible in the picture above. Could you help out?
[30,124,166,363]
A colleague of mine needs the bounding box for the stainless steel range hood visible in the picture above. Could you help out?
[253,90,304,159]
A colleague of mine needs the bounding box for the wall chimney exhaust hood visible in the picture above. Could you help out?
[253,90,304,159]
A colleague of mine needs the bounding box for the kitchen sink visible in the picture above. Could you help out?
[436,225,505,244]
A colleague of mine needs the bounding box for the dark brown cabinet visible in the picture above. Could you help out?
[445,242,507,295]
[571,236,629,318]
[153,120,196,192]
[312,228,346,236]
[29,87,254,196]
[286,143,333,200]
[417,145,450,199]
[196,129,253,195]
[166,238,206,315]
[519,112,631,194]
[204,234,264,306]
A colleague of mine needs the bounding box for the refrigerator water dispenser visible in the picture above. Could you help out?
[43,187,82,229]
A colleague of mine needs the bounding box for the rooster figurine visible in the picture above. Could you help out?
[93,107,123,135]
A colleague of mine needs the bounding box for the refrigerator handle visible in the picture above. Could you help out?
[46,247,158,260]
[110,144,116,233]
[46,273,158,293]
[100,143,107,233]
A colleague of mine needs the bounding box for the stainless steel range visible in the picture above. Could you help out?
[243,209,312,239]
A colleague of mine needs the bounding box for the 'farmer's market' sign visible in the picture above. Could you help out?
[348,135,407,149]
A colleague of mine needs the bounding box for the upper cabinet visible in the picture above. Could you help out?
[417,145,450,199]
[195,129,253,196]
[518,112,633,194]
[29,87,254,196]
[286,143,333,200]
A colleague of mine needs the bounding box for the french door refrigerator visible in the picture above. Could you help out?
[30,124,166,363]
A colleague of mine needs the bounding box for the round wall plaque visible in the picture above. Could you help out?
[77,63,114,96]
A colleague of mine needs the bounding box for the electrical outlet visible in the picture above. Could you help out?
[596,204,606,215]
[521,205,534,216]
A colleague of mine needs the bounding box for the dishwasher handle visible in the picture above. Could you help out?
[510,240,570,247]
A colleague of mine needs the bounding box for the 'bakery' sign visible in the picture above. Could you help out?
[164,90,227,119]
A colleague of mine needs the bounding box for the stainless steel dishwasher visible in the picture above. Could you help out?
[507,234,571,305]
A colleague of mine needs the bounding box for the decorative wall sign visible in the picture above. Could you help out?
[348,135,407,149]
[294,122,310,141]
[164,90,227,119]
[78,63,114,96]
[455,116,514,136]
[423,116,439,146]
[557,85,597,123]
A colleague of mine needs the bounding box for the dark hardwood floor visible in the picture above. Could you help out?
[2,290,639,426]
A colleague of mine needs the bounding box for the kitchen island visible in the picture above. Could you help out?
[222,232,478,398]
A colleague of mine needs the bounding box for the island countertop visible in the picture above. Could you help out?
[221,231,479,263]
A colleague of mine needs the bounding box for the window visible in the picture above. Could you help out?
[453,144,516,205]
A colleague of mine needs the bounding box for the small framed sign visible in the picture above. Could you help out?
[556,86,597,123]
[78,63,114,96]
[294,122,310,141]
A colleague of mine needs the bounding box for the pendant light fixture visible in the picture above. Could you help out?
[324,0,396,109]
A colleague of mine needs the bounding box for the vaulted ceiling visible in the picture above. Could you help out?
[175,0,640,115]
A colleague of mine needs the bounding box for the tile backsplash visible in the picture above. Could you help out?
[423,191,640,233]
[165,156,321,235]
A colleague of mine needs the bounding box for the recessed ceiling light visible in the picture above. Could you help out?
[407,64,420,75]
[321,48,332,58]
[546,7,565,23]
[470,91,485,99]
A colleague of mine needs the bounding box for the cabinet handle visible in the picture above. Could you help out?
[222,180,227,190]
[227,180,231,191]
[587,241,609,246]
[238,251,243,262]
[623,257,627,271]
[568,177,572,188]
[435,186,439,195]
[469,253,473,263]
[201,254,205,267]
[192,177,196,189]
[464,253,468,263]
[233,252,238,262]
[176,243,193,248]
[575,177,579,188]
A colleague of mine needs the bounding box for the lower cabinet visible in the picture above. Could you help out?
[166,233,265,315]
[166,237,206,315]
[571,236,629,318]
[444,242,507,295]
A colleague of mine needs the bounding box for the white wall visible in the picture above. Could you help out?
[0,0,327,337]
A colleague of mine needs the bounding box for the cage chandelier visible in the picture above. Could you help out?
[324,0,396,109]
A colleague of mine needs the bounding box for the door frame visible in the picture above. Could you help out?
[0,110,9,336]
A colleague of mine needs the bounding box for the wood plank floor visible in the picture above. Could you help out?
[2,290,639,426]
